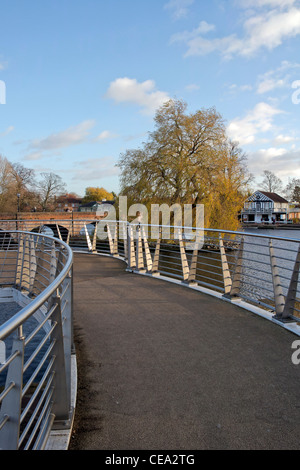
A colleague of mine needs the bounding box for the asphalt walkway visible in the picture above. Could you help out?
[69,253,300,450]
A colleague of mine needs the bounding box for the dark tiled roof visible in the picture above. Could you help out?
[247,191,289,203]
[259,191,289,203]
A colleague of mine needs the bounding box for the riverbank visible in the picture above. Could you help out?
[242,223,300,230]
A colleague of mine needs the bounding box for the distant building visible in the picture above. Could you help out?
[288,205,300,221]
[78,200,115,214]
[241,191,289,224]
[56,194,82,212]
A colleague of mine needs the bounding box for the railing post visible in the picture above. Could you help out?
[151,227,161,276]
[187,242,199,286]
[113,223,119,257]
[142,226,153,273]
[121,221,128,260]
[15,233,24,288]
[83,224,93,252]
[29,236,37,293]
[269,240,286,320]
[49,242,58,285]
[178,229,189,282]
[135,225,146,273]
[55,224,63,242]
[127,223,136,271]
[59,269,73,397]
[279,243,300,323]
[107,223,114,255]
[0,330,25,450]
[92,222,98,253]
[228,237,244,299]
[50,293,71,428]
[219,234,233,296]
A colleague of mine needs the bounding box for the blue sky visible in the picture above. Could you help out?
[0,0,300,197]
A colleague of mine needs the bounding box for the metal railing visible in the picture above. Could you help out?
[0,231,73,450]
[1,218,300,449]
[1,218,300,324]
[45,217,299,325]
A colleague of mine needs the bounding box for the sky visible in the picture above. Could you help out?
[0,0,300,198]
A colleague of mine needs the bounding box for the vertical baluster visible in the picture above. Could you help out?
[229,236,244,299]
[152,227,161,276]
[0,330,25,450]
[178,228,189,282]
[219,234,233,296]
[269,239,286,319]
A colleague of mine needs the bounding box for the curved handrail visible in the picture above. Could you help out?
[0,231,73,340]
[0,230,74,450]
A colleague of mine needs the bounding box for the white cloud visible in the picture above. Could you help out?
[72,157,119,181]
[172,2,300,58]
[24,120,95,160]
[238,0,296,8]
[257,77,285,94]
[227,102,283,145]
[185,83,200,91]
[258,147,287,158]
[164,0,194,19]
[0,60,7,71]
[95,130,118,141]
[0,126,14,137]
[256,60,300,93]
[170,21,215,44]
[274,134,295,144]
[226,83,253,93]
[248,147,300,179]
[106,77,170,114]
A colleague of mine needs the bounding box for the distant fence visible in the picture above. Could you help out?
[0,231,73,450]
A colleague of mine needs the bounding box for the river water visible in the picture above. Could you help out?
[243,227,300,240]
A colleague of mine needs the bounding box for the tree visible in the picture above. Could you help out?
[36,172,65,211]
[0,155,15,211]
[82,187,114,203]
[117,99,252,229]
[285,177,300,202]
[203,141,254,230]
[10,162,36,211]
[291,186,300,203]
[0,158,36,212]
[260,170,283,193]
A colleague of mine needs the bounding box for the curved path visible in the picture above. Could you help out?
[69,253,300,450]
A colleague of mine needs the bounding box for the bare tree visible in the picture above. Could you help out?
[36,172,65,211]
[285,177,300,202]
[0,160,36,211]
[259,170,283,193]
[0,155,14,211]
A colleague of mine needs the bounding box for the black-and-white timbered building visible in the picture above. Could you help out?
[241,191,289,224]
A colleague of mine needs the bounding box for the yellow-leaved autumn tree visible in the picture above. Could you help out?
[117,99,252,230]
[82,187,115,203]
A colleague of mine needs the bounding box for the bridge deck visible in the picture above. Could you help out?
[69,253,300,450]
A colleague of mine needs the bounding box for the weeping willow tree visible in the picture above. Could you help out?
[117,99,252,230]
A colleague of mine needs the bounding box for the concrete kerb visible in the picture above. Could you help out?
[45,354,77,450]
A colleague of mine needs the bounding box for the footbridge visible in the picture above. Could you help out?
[0,219,300,450]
